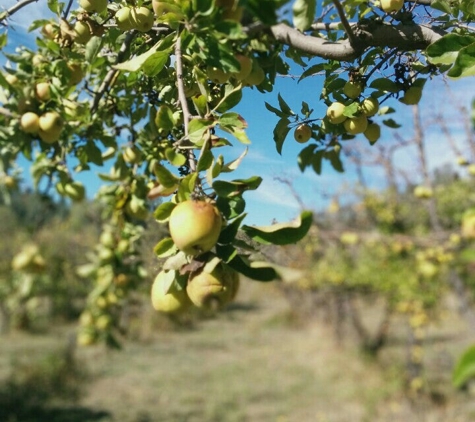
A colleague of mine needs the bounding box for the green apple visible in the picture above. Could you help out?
[38,111,63,144]
[343,114,368,135]
[151,271,191,313]
[413,185,433,199]
[5,74,18,86]
[400,87,423,105]
[20,112,40,134]
[294,123,312,143]
[343,80,363,99]
[326,102,347,124]
[243,61,265,86]
[35,81,51,101]
[74,21,92,44]
[32,54,46,67]
[361,97,379,117]
[232,55,252,81]
[123,145,142,164]
[64,181,86,201]
[207,66,230,84]
[42,23,57,39]
[67,63,84,85]
[380,0,404,13]
[131,7,154,32]
[169,200,222,256]
[364,123,381,145]
[186,263,239,309]
[125,195,149,220]
[115,7,135,31]
[79,0,108,13]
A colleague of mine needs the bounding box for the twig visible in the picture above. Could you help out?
[62,0,74,20]
[0,106,15,118]
[0,0,38,23]
[331,0,358,46]
[175,34,196,173]
[91,32,135,114]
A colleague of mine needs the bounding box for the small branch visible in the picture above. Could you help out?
[0,107,15,118]
[0,0,38,23]
[331,0,358,46]
[62,0,74,20]
[175,34,196,173]
[91,32,134,114]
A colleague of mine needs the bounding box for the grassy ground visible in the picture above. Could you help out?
[1,282,475,422]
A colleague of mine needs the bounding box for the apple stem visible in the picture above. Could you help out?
[175,34,197,173]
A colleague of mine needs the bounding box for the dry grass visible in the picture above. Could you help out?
[1,281,475,422]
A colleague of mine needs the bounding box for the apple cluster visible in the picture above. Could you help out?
[151,200,240,314]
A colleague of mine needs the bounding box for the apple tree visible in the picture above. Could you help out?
[1,0,475,346]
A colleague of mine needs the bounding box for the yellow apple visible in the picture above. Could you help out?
[74,21,92,44]
[32,54,46,67]
[186,264,239,309]
[64,181,86,201]
[232,55,252,81]
[169,200,222,256]
[326,102,347,124]
[243,61,265,86]
[151,271,191,313]
[115,7,135,31]
[364,123,381,144]
[400,87,423,105]
[343,80,363,99]
[343,114,368,135]
[42,23,57,39]
[38,111,63,144]
[35,81,51,101]
[380,0,404,13]
[413,185,433,199]
[20,112,40,134]
[131,7,154,32]
[361,97,379,117]
[122,145,142,164]
[79,0,108,13]
[5,74,18,86]
[77,329,96,346]
[294,123,312,143]
[457,156,469,166]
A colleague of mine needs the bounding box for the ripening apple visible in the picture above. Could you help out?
[186,264,239,309]
[400,87,423,105]
[232,55,252,81]
[364,123,381,145]
[67,63,84,85]
[413,185,433,199]
[115,7,135,31]
[326,102,347,124]
[74,21,93,44]
[64,181,86,201]
[32,54,46,67]
[42,23,57,39]
[125,195,149,220]
[207,66,230,84]
[79,0,108,13]
[361,97,379,117]
[35,81,51,101]
[77,330,96,346]
[38,111,63,144]
[131,7,154,32]
[294,124,312,144]
[243,61,265,86]
[123,145,142,164]
[151,271,192,313]
[169,200,223,256]
[20,112,40,134]
[380,0,404,13]
[5,74,18,86]
[343,80,363,99]
[343,114,368,135]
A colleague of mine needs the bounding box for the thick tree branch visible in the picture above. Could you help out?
[268,21,445,62]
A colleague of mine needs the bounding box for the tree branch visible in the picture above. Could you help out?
[268,21,445,62]
[331,0,358,46]
[0,0,38,23]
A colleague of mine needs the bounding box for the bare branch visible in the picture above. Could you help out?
[0,0,38,23]
[268,21,445,62]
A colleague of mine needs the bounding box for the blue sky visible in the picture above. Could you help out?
[2,1,475,226]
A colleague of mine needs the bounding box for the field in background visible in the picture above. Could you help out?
[1,281,474,422]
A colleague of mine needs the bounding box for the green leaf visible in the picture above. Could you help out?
[299,63,325,82]
[114,42,169,73]
[369,78,400,93]
[214,84,243,113]
[273,117,291,154]
[242,210,313,245]
[213,176,262,197]
[292,0,316,31]
[154,237,177,257]
[85,36,102,63]
[193,0,214,15]
[154,202,176,222]
[312,150,324,174]
[84,140,103,166]
[453,344,475,388]
[448,43,475,78]
[382,119,401,128]
[218,213,247,244]
[227,254,278,281]
[155,105,175,133]
[426,34,475,65]
[197,148,214,172]
[219,112,246,129]
[277,93,294,116]
[265,101,286,118]
[325,150,344,173]
[297,144,317,172]
[153,162,179,188]
[431,0,453,13]
[165,148,187,167]
[188,118,212,143]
